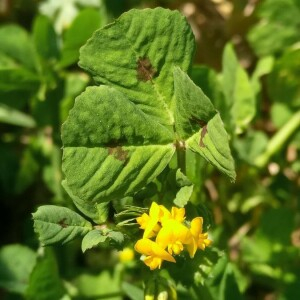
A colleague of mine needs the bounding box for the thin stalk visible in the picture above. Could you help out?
[255,110,300,168]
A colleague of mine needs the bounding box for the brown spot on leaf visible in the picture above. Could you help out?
[137,57,156,82]
[200,125,208,147]
[190,117,207,128]
[108,146,128,161]
[58,218,68,228]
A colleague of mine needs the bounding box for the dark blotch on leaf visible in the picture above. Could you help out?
[200,125,208,147]
[58,218,68,228]
[190,117,207,128]
[108,146,128,161]
[137,57,157,81]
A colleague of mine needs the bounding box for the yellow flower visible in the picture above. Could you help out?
[187,217,212,258]
[136,202,170,238]
[156,219,192,255]
[134,238,176,270]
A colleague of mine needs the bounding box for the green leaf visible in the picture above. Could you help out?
[96,201,110,223]
[81,230,108,253]
[60,72,89,123]
[62,86,175,220]
[186,113,235,181]
[248,0,300,56]
[14,146,39,194]
[271,103,293,128]
[219,263,244,300]
[79,7,195,125]
[176,168,193,187]
[26,248,66,300]
[204,256,244,300]
[173,67,216,139]
[60,8,102,67]
[0,68,40,92]
[173,68,235,180]
[0,25,39,71]
[233,130,268,164]
[174,185,194,207]
[32,205,93,245]
[74,269,121,299]
[0,244,36,294]
[222,44,256,134]
[0,103,36,127]
[174,169,194,207]
[268,48,300,108]
[107,231,125,248]
[251,56,274,96]
[32,15,59,60]
[122,282,143,300]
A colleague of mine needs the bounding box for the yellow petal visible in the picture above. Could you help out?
[134,238,175,263]
[171,207,185,223]
[143,218,160,238]
[186,238,198,258]
[143,256,163,270]
[158,205,171,223]
[149,202,161,219]
[190,217,203,238]
[136,213,150,229]
[197,233,212,250]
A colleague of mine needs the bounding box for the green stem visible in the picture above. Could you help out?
[177,142,186,174]
[255,110,300,168]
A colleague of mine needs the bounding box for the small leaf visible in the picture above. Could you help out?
[0,244,36,294]
[268,48,300,108]
[222,44,256,134]
[107,231,125,249]
[251,56,274,96]
[176,168,193,187]
[26,248,66,300]
[0,25,39,71]
[0,68,40,92]
[0,103,36,128]
[60,8,102,67]
[32,15,59,60]
[74,269,121,299]
[247,0,300,56]
[174,185,194,208]
[14,146,39,194]
[219,263,244,300]
[122,282,144,300]
[81,230,108,253]
[32,205,92,245]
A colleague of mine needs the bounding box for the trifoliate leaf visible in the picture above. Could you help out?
[62,8,235,220]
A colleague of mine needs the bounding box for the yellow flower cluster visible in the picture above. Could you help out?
[134,202,212,270]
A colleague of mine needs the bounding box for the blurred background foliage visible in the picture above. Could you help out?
[0,0,299,299]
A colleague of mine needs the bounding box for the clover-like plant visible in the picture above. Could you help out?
[33,6,235,290]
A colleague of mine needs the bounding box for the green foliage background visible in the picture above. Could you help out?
[0,0,299,299]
